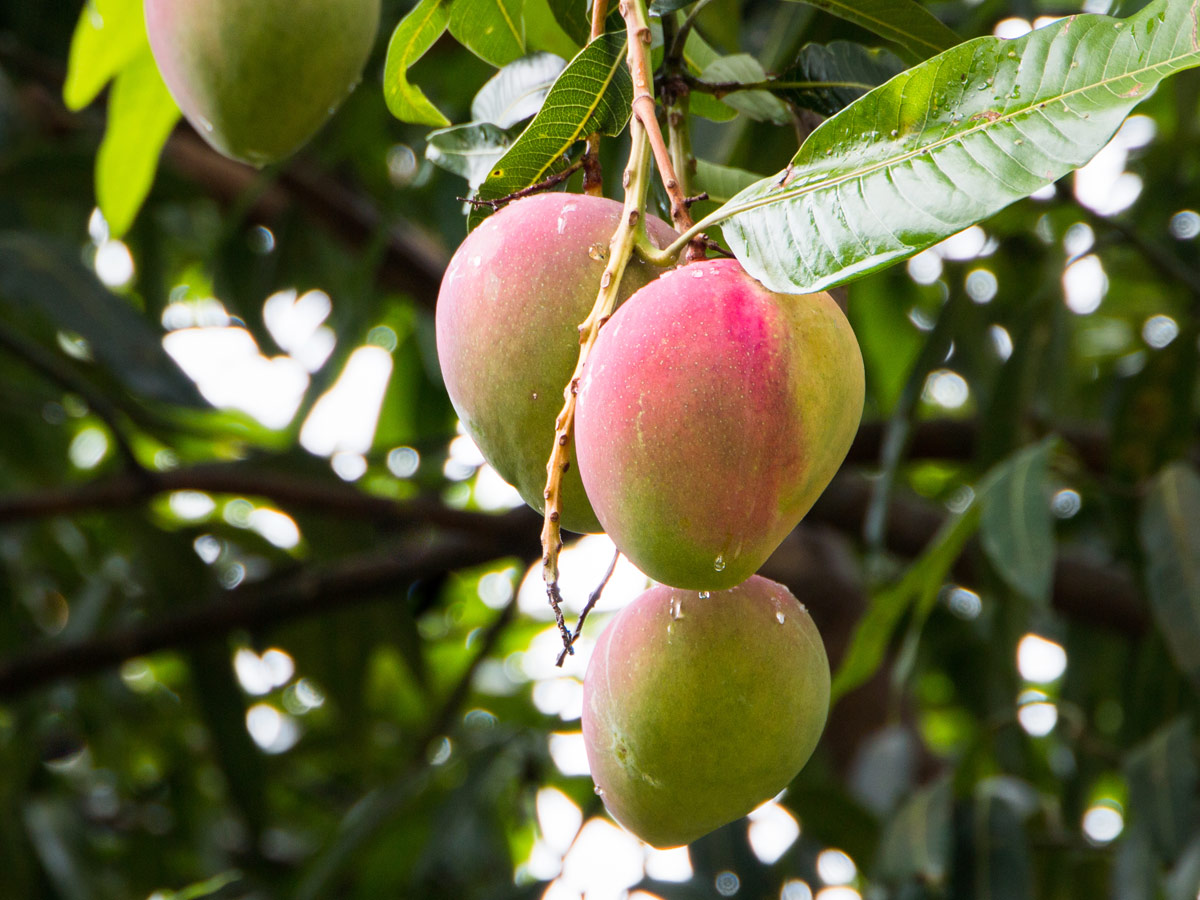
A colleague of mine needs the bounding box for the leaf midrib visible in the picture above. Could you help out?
[720,15,1196,222]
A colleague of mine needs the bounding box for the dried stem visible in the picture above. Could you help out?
[540,26,659,654]
[459,157,585,209]
[581,0,611,195]
[556,547,621,667]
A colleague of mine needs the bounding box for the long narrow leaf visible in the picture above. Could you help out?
[790,0,959,60]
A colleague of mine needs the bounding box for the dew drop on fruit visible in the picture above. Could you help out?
[776,611,786,624]
[713,555,726,572]
[692,269,704,278]
[593,784,604,796]
[197,115,214,133]
[588,243,606,260]
[698,591,710,600]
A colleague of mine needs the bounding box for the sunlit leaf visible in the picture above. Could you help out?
[468,31,632,228]
[979,437,1056,603]
[1140,463,1200,691]
[383,0,452,127]
[472,52,567,128]
[788,0,959,60]
[96,50,180,238]
[713,0,1200,294]
[448,0,528,67]
[1125,717,1199,861]
[62,0,146,110]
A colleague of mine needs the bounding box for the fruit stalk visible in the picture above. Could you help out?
[539,6,662,650]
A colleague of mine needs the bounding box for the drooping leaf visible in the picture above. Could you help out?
[692,160,763,203]
[832,501,981,703]
[1166,833,1200,900]
[774,41,906,116]
[1125,717,1199,862]
[979,437,1056,604]
[448,0,528,67]
[0,233,205,407]
[876,777,953,886]
[1140,463,1200,691]
[650,0,696,12]
[96,50,180,238]
[700,55,791,123]
[967,780,1035,900]
[427,122,516,188]
[383,0,452,127]
[62,0,146,111]
[711,0,1200,294]
[788,0,959,60]
[524,0,582,59]
[468,31,632,228]
[472,52,568,128]
[1113,825,1159,900]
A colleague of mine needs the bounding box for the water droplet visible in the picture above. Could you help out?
[713,555,726,572]
[1007,50,1018,58]
[775,611,786,624]
[588,243,606,260]
[197,116,214,133]
[698,591,710,600]
[531,391,538,400]
[890,129,899,137]
[594,784,604,796]
[692,269,704,278]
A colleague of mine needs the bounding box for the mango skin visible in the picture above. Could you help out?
[145,0,380,165]
[574,258,864,588]
[582,576,830,848]
[436,193,677,534]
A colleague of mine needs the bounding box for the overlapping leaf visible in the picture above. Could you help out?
[776,41,906,116]
[789,0,959,60]
[472,52,567,128]
[427,122,515,188]
[468,32,632,228]
[980,437,1056,603]
[449,0,527,67]
[714,0,1200,294]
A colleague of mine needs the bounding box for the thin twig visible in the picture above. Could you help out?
[460,157,585,210]
[556,547,620,667]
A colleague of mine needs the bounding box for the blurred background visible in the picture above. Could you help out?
[0,0,1198,897]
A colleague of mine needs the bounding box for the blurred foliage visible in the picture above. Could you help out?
[0,0,1197,899]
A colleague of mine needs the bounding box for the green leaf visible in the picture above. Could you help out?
[383,0,452,127]
[448,0,527,66]
[1167,833,1200,900]
[96,50,180,238]
[700,54,791,123]
[1125,717,1198,861]
[712,0,1200,294]
[831,502,981,703]
[472,52,567,128]
[525,0,582,58]
[970,780,1035,900]
[876,777,953,885]
[1140,463,1200,691]
[775,41,906,116]
[62,0,147,111]
[979,437,1056,604]
[545,0,591,47]
[692,160,763,203]
[788,0,959,60]
[1113,825,1159,900]
[468,31,632,228]
[0,233,204,407]
[426,122,515,188]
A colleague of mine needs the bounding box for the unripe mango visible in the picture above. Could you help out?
[436,193,676,534]
[582,576,830,848]
[575,258,864,588]
[145,0,380,165]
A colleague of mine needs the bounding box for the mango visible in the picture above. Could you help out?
[575,258,864,588]
[582,576,830,848]
[435,193,676,534]
[145,0,380,165]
